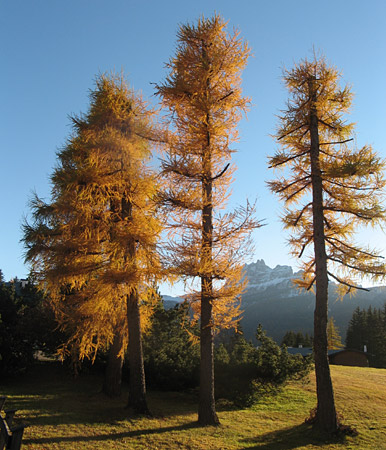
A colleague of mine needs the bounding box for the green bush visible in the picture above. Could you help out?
[142,301,200,391]
[0,278,63,377]
[142,301,311,408]
[215,326,312,407]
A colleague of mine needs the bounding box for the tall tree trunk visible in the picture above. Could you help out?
[121,197,150,415]
[198,108,219,426]
[309,77,338,434]
[103,331,124,397]
[199,275,218,425]
[126,288,149,414]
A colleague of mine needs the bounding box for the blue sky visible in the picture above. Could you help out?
[1,0,386,294]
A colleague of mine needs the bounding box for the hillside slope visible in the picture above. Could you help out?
[241,260,386,342]
[162,259,386,343]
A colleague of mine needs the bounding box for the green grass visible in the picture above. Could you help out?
[2,362,386,449]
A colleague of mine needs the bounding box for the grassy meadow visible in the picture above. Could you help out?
[2,362,385,449]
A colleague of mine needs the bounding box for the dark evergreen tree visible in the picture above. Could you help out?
[281,331,297,347]
[228,330,256,364]
[282,331,313,348]
[345,304,386,367]
[215,326,311,407]
[304,333,313,347]
[346,307,366,350]
[295,332,305,347]
[142,300,200,391]
[0,277,61,376]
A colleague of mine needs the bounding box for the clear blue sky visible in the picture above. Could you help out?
[1,0,386,294]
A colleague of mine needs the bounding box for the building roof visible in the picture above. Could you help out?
[286,347,313,357]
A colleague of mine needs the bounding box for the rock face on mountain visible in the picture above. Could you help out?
[161,259,386,343]
[244,259,299,294]
[241,259,386,343]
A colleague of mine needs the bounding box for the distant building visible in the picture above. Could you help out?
[287,347,369,367]
[328,349,369,367]
[286,347,313,357]
[5,278,29,295]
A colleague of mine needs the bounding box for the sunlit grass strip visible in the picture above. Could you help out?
[2,364,385,449]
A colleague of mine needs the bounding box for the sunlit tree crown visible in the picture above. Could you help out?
[156,15,257,330]
[269,55,386,296]
[23,74,163,360]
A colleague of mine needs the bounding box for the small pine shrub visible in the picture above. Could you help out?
[215,326,312,407]
[142,301,200,390]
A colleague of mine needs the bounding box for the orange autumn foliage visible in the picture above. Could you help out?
[23,74,163,362]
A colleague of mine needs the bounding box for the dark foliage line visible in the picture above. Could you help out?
[0,277,311,409]
[345,304,386,368]
[0,277,62,377]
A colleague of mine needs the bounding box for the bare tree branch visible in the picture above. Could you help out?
[277,123,308,141]
[319,138,353,146]
[218,91,234,102]
[210,163,230,181]
[327,271,369,292]
[269,149,309,169]
[277,175,311,193]
[326,236,384,259]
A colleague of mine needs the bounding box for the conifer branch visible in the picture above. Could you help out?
[323,206,379,220]
[210,163,230,181]
[165,166,202,180]
[269,149,309,168]
[328,256,376,274]
[293,202,312,226]
[286,181,311,202]
[318,118,337,130]
[298,236,312,258]
[307,277,316,290]
[277,175,311,193]
[134,131,168,144]
[327,271,369,292]
[319,138,353,146]
[326,236,384,259]
[277,123,308,141]
[323,215,332,229]
[324,178,376,191]
[218,91,234,102]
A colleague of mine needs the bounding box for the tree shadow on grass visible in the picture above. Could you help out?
[3,362,199,427]
[22,421,201,446]
[241,423,348,449]
[8,391,199,427]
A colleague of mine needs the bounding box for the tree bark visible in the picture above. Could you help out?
[121,196,150,415]
[199,274,219,425]
[103,331,124,397]
[126,288,150,414]
[309,77,338,434]
[198,105,219,426]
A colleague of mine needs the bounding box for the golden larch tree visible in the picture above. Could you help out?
[155,15,258,425]
[268,55,386,434]
[23,74,162,413]
[327,317,344,350]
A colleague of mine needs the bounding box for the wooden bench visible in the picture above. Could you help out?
[0,397,25,450]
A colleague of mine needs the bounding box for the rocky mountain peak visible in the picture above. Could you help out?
[244,259,296,292]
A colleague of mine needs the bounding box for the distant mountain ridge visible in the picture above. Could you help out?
[161,295,182,310]
[242,259,386,342]
[244,259,299,294]
[162,259,386,343]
